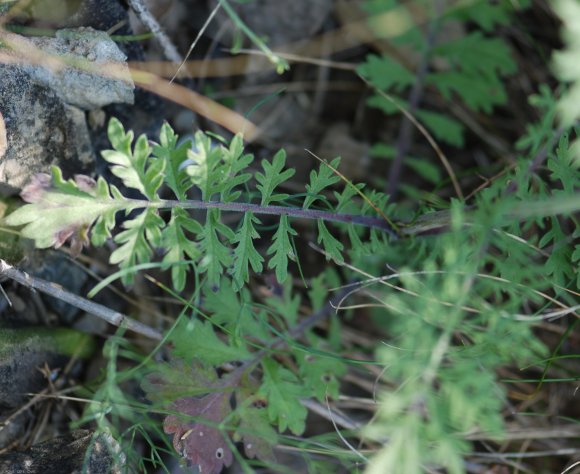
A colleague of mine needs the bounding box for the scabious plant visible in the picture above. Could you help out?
[4,97,579,472]
[3,2,579,470]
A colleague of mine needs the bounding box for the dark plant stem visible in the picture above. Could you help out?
[387,0,445,201]
[140,199,400,238]
[229,285,353,381]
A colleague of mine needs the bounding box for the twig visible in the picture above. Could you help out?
[126,0,181,63]
[0,259,163,341]
[387,0,446,201]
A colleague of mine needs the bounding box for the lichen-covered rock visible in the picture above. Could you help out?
[0,430,123,474]
[0,66,94,194]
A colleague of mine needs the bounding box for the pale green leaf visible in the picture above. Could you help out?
[5,167,123,251]
[303,157,341,209]
[160,207,202,291]
[317,220,344,263]
[232,212,264,290]
[184,132,225,200]
[198,209,234,289]
[266,215,297,283]
[101,118,165,200]
[169,318,250,366]
[258,358,308,435]
[153,122,193,201]
[221,133,254,203]
[109,208,165,285]
[256,149,295,205]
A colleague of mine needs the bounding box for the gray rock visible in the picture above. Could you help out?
[0,65,94,194]
[0,430,123,474]
[23,28,134,110]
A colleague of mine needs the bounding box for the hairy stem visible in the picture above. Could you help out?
[138,198,400,237]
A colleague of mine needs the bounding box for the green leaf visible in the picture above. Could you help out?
[357,54,415,92]
[266,215,297,283]
[5,167,123,251]
[109,208,165,285]
[199,209,235,289]
[297,349,346,401]
[235,404,278,463]
[429,33,516,113]
[258,358,308,435]
[539,218,574,287]
[266,276,301,326]
[549,132,580,193]
[449,2,513,31]
[317,220,344,263]
[303,157,342,209]
[169,318,251,367]
[160,207,202,292]
[256,149,295,206]
[101,118,165,200]
[204,278,269,341]
[221,134,254,203]
[153,122,193,201]
[184,131,225,200]
[232,212,264,290]
[415,109,465,148]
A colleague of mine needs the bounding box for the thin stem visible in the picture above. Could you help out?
[140,198,400,238]
[219,0,289,73]
[387,0,446,201]
[0,259,163,341]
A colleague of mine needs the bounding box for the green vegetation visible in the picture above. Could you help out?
[1,0,578,473]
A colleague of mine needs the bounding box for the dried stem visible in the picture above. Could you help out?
[0,259,163,341]
[126,0,182,63]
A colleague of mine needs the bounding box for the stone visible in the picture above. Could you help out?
[22,28,134,110]
[0,430,123,474]
[0,65,94,194]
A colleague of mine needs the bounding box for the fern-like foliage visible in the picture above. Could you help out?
[359,1,524,148]
[363,85,579,474]
[5,118,396,289]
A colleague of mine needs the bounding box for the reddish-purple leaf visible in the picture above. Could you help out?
[164,392,233,474]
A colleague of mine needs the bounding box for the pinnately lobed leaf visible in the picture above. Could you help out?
[101,117,165,200]
[4,168,124,255]
[258,358,308,435]
[303,157,342,209]
[232,212,263,290]
[266,214,297,283]
[256,149,295,205]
